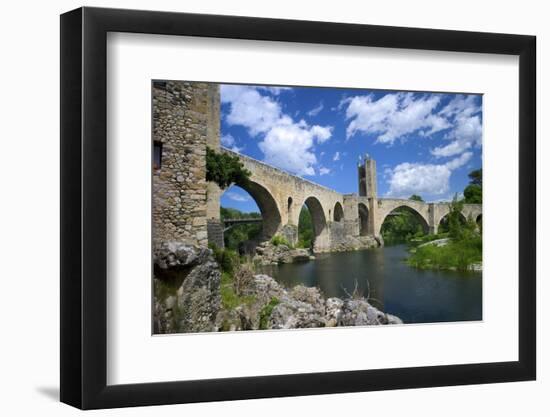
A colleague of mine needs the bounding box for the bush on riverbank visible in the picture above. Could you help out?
[407,196,482,271]
[407,236,482,271]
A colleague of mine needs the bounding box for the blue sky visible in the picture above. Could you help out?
[219,84,482,213]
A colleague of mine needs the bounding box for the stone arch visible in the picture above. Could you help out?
[302,196,329,252]
[235,180,282,240]
[438,211,467,233]
[333,202,344,222]
[379,205,430,235]
[358,202,369,236]
[476,213,482,232]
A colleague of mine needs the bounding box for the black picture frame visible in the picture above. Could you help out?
[60,6,536,410]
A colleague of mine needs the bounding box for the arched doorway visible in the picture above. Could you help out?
[358,203,369,236]
[438,211,467,234]
[380,205,429,245]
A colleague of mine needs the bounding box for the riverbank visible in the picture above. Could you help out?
[153,243,402,334]
[406,233,483,272]
[252,235,380,266]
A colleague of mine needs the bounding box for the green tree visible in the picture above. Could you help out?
[381,207,426,245]
[206,147,251,189]
[297,206,314,248]
[468,169,482,186]
[409,194,424,202]
[220,207,262,250]
[464,168,482,204]
[463,184,482,204]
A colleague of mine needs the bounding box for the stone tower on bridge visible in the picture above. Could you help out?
[151,80,482,253]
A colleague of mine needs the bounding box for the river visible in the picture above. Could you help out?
[258,244,482,324]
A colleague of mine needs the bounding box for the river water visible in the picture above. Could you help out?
[258,245,482,324]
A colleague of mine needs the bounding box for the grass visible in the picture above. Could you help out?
[220,271,256,310]
[259,297,280,330]
[270,235,292,247]
[407,236,482,271]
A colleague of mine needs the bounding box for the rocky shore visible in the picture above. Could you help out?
[153,243,402,334]
[252,235,381,266]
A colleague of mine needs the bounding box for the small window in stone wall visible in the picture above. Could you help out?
[153,80,167,89]
[153,141,163,171]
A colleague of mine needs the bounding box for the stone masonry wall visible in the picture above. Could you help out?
[152,81,217,249]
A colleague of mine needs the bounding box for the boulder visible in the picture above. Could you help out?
[153,244,221,333]
[325,297,344,327]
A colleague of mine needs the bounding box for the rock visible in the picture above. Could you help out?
[269,299,326,329]
[153,244,221,333]
[386,314,403,325]
[418,238,450,248]
[325,297,344,327]
[290,286,325,311]
[469,262,483,272]
[253,242,313,265]
[340,299,390,326]
[176,258,221,332]
[154,241,210,270]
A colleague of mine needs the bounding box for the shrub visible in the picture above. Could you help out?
[259,297,280,330]
[206,147,251,189]
[209,244,240,274]
[270,235,291,247]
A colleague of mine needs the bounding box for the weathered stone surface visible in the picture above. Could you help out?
[253,242,313,265]
[153,244,221,333]
[325,297,344,327]
[152,81,218,248]
[154,241,210,270]
[212,274,402,331]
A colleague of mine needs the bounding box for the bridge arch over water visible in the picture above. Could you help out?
[207,148,482,252]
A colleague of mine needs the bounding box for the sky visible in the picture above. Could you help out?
[219,83,482,213]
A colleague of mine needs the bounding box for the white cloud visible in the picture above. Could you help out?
[226,191,250,202]
[341,91,482,159]
[221,133,244,153]
[385,152,472,198]
[307,101,324,117]
[333,151,340,161]
[221,134,235,147]
[430,96,482,158]
[221,85,333,176]
[342,92,450,144]
[319,166,331,176]
[256,86,292,95]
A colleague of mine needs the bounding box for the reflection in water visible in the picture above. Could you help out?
[258,245,482,324]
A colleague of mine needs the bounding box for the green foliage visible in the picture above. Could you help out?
[297,206,314,248]
[206,147,251,189]
[220,207,262,250]
[381,207,426,245]
[468,169,482,186]
[464,184,482,204]
[464,168,482,203]
[409,194,424,202]
[270,235,291,247]
[407,194,481,271]
[220,271,256,310]
[209,244,240,274]
[407,236,482,271]
[259,297,280,330]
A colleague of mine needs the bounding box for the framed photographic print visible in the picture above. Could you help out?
[60,7,536,409]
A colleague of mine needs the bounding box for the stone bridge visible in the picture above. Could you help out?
[207,148,482,253]
[151,81,481,253]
